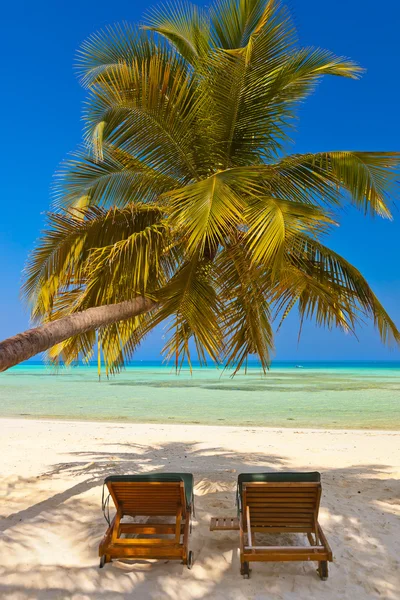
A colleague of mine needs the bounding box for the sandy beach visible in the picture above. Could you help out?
[1,418,399,599]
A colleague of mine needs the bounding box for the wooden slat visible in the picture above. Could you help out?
[245,545,325,551]
[120,500,180,505]
[251,524,313,529]
[250,511,315,516]
[251,512,313,523]
[251,526,314,533]
[245,499,315,505]
[113,494,181,500]
[121,512,179,516]
[251,522,313,527]
[121,504,180,509]
[120,502,180,506]
[110,482,183,488]
[121,502,180,508]
[112,487,181,492]
[249,507,314,512]
[210,517,240,531]
[121,506,180,511]
[121,505,180,510]
[118,496,181,502]
[242,551,329,562]
[112,489,180,493]
[246,506,253,548]
[119,524,182,535]
[113,538,179,546]
[244,482,319,538]
[243,482,321,488]
[250,511,314,517]
[245,488,318,493]
[246,492,318,496]
[246,494,317,500]
[246,509,314,514]
[107,481,184,517]
[107,545,183,558]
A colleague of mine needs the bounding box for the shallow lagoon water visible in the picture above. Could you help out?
[0,362,399,429]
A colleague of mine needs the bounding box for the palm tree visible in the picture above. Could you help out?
[1,0,399,374]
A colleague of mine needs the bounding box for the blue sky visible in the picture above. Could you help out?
[0,0,399,362]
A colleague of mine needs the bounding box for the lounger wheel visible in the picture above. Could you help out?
[318,561,329,581]
[241,561,250,579]
[187,551,194,570]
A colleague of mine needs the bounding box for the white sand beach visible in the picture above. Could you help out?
[0,418,399,599]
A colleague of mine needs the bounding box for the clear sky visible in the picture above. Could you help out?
[1,0,399,362]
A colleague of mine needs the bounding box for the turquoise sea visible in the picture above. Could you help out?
[0,361,399,430]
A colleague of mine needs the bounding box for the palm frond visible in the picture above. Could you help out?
[97,311,158,374]
[166,173,245,257]
[84,50,201,181]
[201,1,297,165]
[270,236,400,344]
[76,23,155,88]
[201,18,361,167]
[217,242,274,373]
[150,258,223,368]
[82,218,169,304]
[47,330,96,367]
[143,1,210,63]
[53,145,180,210]
[226,151,400,216]
[244,197,335,270]
[210,0,287,50]
[23,204,168,320]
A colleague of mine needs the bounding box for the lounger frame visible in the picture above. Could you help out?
[99,480,192,567]
[239,481,332,579]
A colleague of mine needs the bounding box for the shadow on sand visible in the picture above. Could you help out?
[0,440,399,599]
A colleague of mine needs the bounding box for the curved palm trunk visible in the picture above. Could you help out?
[0,297,156,372]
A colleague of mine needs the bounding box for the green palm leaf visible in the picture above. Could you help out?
[166,173,245,256]
[224,151,400,215]
[151,258,223,368]
[23,204,168,320]
[244,197,335,269]
[217,242,274,373]
[210,0,285,50]
[271,236,400,344]
[54,145,181,210]
[143,1,210,63]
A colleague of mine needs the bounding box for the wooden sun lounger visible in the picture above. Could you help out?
[99,473,194,569]
[211,472,332,580]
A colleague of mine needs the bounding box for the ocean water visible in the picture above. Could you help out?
[0,361,399,430]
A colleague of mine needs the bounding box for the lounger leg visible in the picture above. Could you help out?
[307,533,316,546]
[240,561,250,578]
[99,554,111,568]
[181,506,188,564]
[318,561,329,580]
[239,512,250,578]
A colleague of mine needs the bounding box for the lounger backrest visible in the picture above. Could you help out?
[243,482,321,531]
[106,480,186,517]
